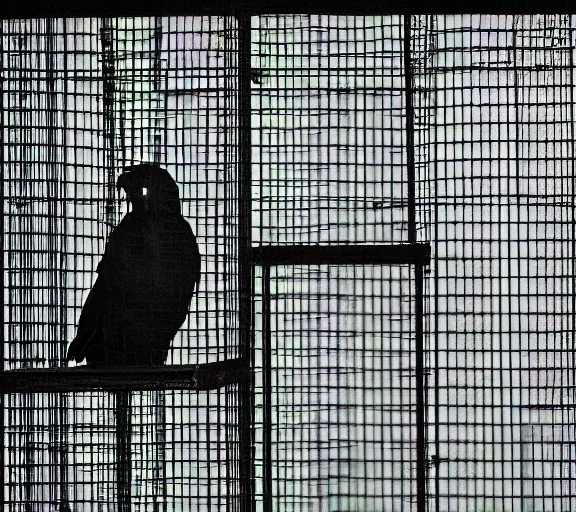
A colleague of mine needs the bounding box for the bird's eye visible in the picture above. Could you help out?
[142,187,148,196]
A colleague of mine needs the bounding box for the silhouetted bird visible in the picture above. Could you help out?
[66,164,201,366]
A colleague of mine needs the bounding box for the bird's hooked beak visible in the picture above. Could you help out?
[117,171,149,197]
[116,172,130,193]
[117,170,150,213]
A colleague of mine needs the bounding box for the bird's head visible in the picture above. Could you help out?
[117,164,181,215]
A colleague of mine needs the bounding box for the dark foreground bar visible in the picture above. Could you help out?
[1,0,574,18]
[251,242,431,266]
[0,357,247,393]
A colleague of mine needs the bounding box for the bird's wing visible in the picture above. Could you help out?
[65,267,106,362]
[150,217,201,339]
[68,194,201,366]
[66,217,133,363]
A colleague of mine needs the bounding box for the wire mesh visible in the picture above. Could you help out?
[4,9,576,512]
[251,15,409,246]
[2,15,239,369]
[4,390,238,510]
[424,14,576,512]
[249,14,424,511]
[2,16,240,511]
[253,264,417,512]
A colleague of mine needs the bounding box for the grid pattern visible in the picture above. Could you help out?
[4,390,237,510]
[426,14,576,512]
[2,16,239,369]
[253,265,417,512]
[2,16,240,511]
[251,15,408,246]
[249,15,423,511]
[3,11,576,512]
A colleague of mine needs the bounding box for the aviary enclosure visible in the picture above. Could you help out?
[1,8,575,512]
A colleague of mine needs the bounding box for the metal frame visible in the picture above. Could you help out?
[237,13,255,512]
[0,8,435,512]
[251,244,431,266]
[255,241,430,512]
[403,16,428,512]
[0,0,573,18]
[0,359,247,393]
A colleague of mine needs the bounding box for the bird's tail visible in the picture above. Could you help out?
[65,330,97,364]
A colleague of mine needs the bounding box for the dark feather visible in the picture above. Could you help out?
[66,164,200,366]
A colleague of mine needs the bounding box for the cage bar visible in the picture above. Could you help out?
[2,15,242,511]
[251,243,431,266]
[0,359,247,393]
[4,8,576,512]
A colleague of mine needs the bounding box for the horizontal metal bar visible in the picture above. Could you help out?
[0,0,572,18]
[251,243,431,266]
[0,358,247,393]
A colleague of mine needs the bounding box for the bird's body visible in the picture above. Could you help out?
[67,164,200,366]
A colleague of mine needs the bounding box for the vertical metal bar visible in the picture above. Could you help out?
[59,24,70,505]
[153,15,163,166]
[116,391,132,512]
[0,18,5,512]
[262,265,272,512]
[405,13,427,512]
[404,14,416,244]
[415,263,426,512]
[46,18,58,364]
[45,18,69,509]
[222,14,234,510]
[568,15,576,461]
[100,18,116,229]
[153,391,167,512]
[428,13,440,512]
[237,10,254,512]
[151,18,167,512]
